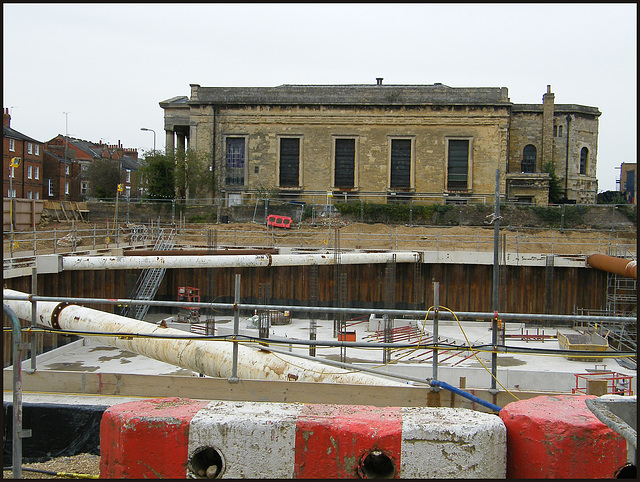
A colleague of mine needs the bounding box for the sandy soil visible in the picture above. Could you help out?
[4,219,637,258]
[3,453,100,479]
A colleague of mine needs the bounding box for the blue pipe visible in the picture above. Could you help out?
[430,379,502,413]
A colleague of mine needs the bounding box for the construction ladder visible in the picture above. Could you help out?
[131,227,176,320]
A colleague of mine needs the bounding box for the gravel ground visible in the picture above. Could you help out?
[3,453,100,479]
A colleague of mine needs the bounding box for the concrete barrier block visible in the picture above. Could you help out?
[499,394,628,478]
[100,398,507,478]
[100,397,210,478]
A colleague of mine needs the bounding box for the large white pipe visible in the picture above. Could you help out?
[3,289,403,386]
[60,252,420,270]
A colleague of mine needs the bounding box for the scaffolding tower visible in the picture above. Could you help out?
[575,246,636,368]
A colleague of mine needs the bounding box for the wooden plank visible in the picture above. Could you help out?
[60,202,70,221]
[3,370,553,410]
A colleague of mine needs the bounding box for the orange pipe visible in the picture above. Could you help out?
[587,254,637,279]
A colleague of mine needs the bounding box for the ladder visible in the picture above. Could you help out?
[131,228,176,320]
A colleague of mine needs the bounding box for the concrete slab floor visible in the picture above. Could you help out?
[5,312,636,405]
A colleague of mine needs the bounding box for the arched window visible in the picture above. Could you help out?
[522,145,536,173]
[580,147,588,175]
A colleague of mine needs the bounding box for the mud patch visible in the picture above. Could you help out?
[44,362,99,372]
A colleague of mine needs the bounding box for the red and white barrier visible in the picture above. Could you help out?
[100,398,506,478]
[499,394,628,478]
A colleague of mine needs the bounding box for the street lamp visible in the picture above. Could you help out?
[140,127,156,152]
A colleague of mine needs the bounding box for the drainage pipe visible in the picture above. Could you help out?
[3,289,404,387]
[587,254,637,280]
[430,379,502,413]
[4,303,28,480]
[60,251,420,271]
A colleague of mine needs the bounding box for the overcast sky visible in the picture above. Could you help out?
[3,3,636,192]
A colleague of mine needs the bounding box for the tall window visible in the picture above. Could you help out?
[35,166,40,180]
[65,182,69,195]
[27,191,33,199]
[390,139,412,189]
[334,138,356,189]
[35,191,39,200]
[65,164,70,175]
[522,145,537,173]
[447,139,470,190]
[279,137,300,187]
[580,147,588,175]
[48,179,54,196]
[34,145,40,156]
[27,165,32,179]
[9,139,15,151]
[126,170,131,183]
[81,181,88,196]
[27,143,33,154]
[226,137,245,185]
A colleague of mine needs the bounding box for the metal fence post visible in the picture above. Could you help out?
[229,273,241,383]
[432,281,439,385]
[4,303,32,479]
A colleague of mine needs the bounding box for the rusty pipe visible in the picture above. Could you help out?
[3,289,403,387]
[587,254,637,279]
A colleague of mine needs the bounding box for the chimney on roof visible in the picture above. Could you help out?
[376,78,383,86]
[3,108,10,128]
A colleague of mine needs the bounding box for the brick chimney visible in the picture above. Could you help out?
[542,85,555,169]
[3,108,10,128]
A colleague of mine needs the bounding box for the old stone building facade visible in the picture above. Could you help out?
[160,82,600,206]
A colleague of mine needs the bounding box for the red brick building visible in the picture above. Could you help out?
[3,108,44,200]
[45,136,141,200]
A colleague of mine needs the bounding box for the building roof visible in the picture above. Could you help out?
[3,125,42,144]
[511,104,601,116]
[181,83,512,107]
[121,155,141,171]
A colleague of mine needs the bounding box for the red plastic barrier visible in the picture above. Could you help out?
[266,214,292,228]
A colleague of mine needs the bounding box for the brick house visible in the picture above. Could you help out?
[3,108,44,200]
[161,82,600,206]
[45,136,140,200]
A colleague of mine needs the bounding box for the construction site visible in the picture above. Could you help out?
[3,200,638,478]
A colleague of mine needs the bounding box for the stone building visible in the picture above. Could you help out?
[160,81,600,206]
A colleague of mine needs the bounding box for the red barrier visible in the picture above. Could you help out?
[100,397,209,479]
[266,214,292,228]
[499,394,627,478]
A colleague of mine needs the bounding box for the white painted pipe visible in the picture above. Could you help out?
[3,289,403,386]
[60,252,420,271]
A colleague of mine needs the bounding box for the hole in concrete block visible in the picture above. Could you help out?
[358,449,396,479]
[616,463,637,479]
[189,446,224,479]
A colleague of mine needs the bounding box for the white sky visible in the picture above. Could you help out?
[3,3,636,192]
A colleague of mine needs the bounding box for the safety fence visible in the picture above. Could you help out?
[3,221,637,268]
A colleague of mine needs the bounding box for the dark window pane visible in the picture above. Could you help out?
[390,139,411,188]
[280,138,300,187]
[522,144,536,173]
[335,138,355,188]
[580,147,588,175]
[226,138,245,185]
[447,140,469,190]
